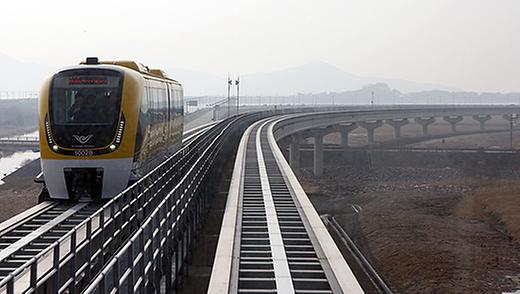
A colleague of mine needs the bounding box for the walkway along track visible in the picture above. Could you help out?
[208,117,364,293]
[0,116,253,294]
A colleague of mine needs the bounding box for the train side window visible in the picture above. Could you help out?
[142,87,149,113]
[177,90,181,115]
[175,89,181,115]
[170,87,177,118]
[153,88,158,124]
[180,89,184,115]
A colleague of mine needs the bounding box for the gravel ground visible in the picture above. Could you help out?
[0,176,41,223]
[298,145,520,293]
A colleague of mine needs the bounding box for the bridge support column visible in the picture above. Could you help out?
[358,120,383,144]
[313,134,324,177]
[414,117,435,136]
[289,134,301,169]
[385,118,409,138]
[503,114,517,123]
[472,115,492,130]
[335,122,357,150]
[443,116,463,132]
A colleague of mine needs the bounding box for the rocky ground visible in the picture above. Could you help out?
[0,124,41,223]
[0,176,41,223]
[298,131,520,293]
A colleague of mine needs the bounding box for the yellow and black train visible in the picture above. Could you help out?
[39,58,183,200]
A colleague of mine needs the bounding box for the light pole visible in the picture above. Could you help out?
[236,76,240,115]
[227,75,232,118]
[510,114,518,150]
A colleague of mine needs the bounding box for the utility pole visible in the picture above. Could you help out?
[510,114,518,150]
[227,75,231,118]
[371,91,374,107]
[236,76,240,115]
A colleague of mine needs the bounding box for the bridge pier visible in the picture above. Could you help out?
[414,117,435,136]
[358,120,383,144]
[472,114,492,130]
[335,122,357,150]
[503,114,518,123]
[385,118,409,138]
[313,134,324,177]
[289,134,301,169]
[443,116,464,132]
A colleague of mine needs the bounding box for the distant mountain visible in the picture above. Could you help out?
[167,61,458,96]
[0,53,53,91]
[240,62,458,96]
[0,52,458,96]
[240,62,366,96]
[165,68,225,97]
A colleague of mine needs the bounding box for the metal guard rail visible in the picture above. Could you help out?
[81,115,242,293]
[0,113,261,294]
[82,112,269,293]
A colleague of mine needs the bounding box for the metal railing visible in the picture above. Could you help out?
[0,137,39,146]
[82,113,263,293]
[0,92,38,100]
[0,112,262,294]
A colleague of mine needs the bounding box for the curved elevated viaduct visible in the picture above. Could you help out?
[272,106,520,176]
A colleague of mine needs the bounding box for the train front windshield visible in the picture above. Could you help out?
[50,69,123,148]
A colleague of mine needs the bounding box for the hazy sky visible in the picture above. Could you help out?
[0,0,519,92]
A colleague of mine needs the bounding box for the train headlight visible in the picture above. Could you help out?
[109,144,116,150]
[52,145,59,151]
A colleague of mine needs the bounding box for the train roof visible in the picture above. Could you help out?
[79,57,180,84]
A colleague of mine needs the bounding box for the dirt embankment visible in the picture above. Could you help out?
[299,151,520,293]
[0,177,40,223]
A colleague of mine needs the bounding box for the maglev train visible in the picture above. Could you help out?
[39,57,183,200]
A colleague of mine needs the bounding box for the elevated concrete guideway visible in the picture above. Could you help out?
[0,137,39,150]
[273,106,520,176]
[209,105,520,293]
[209,116,364,294]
